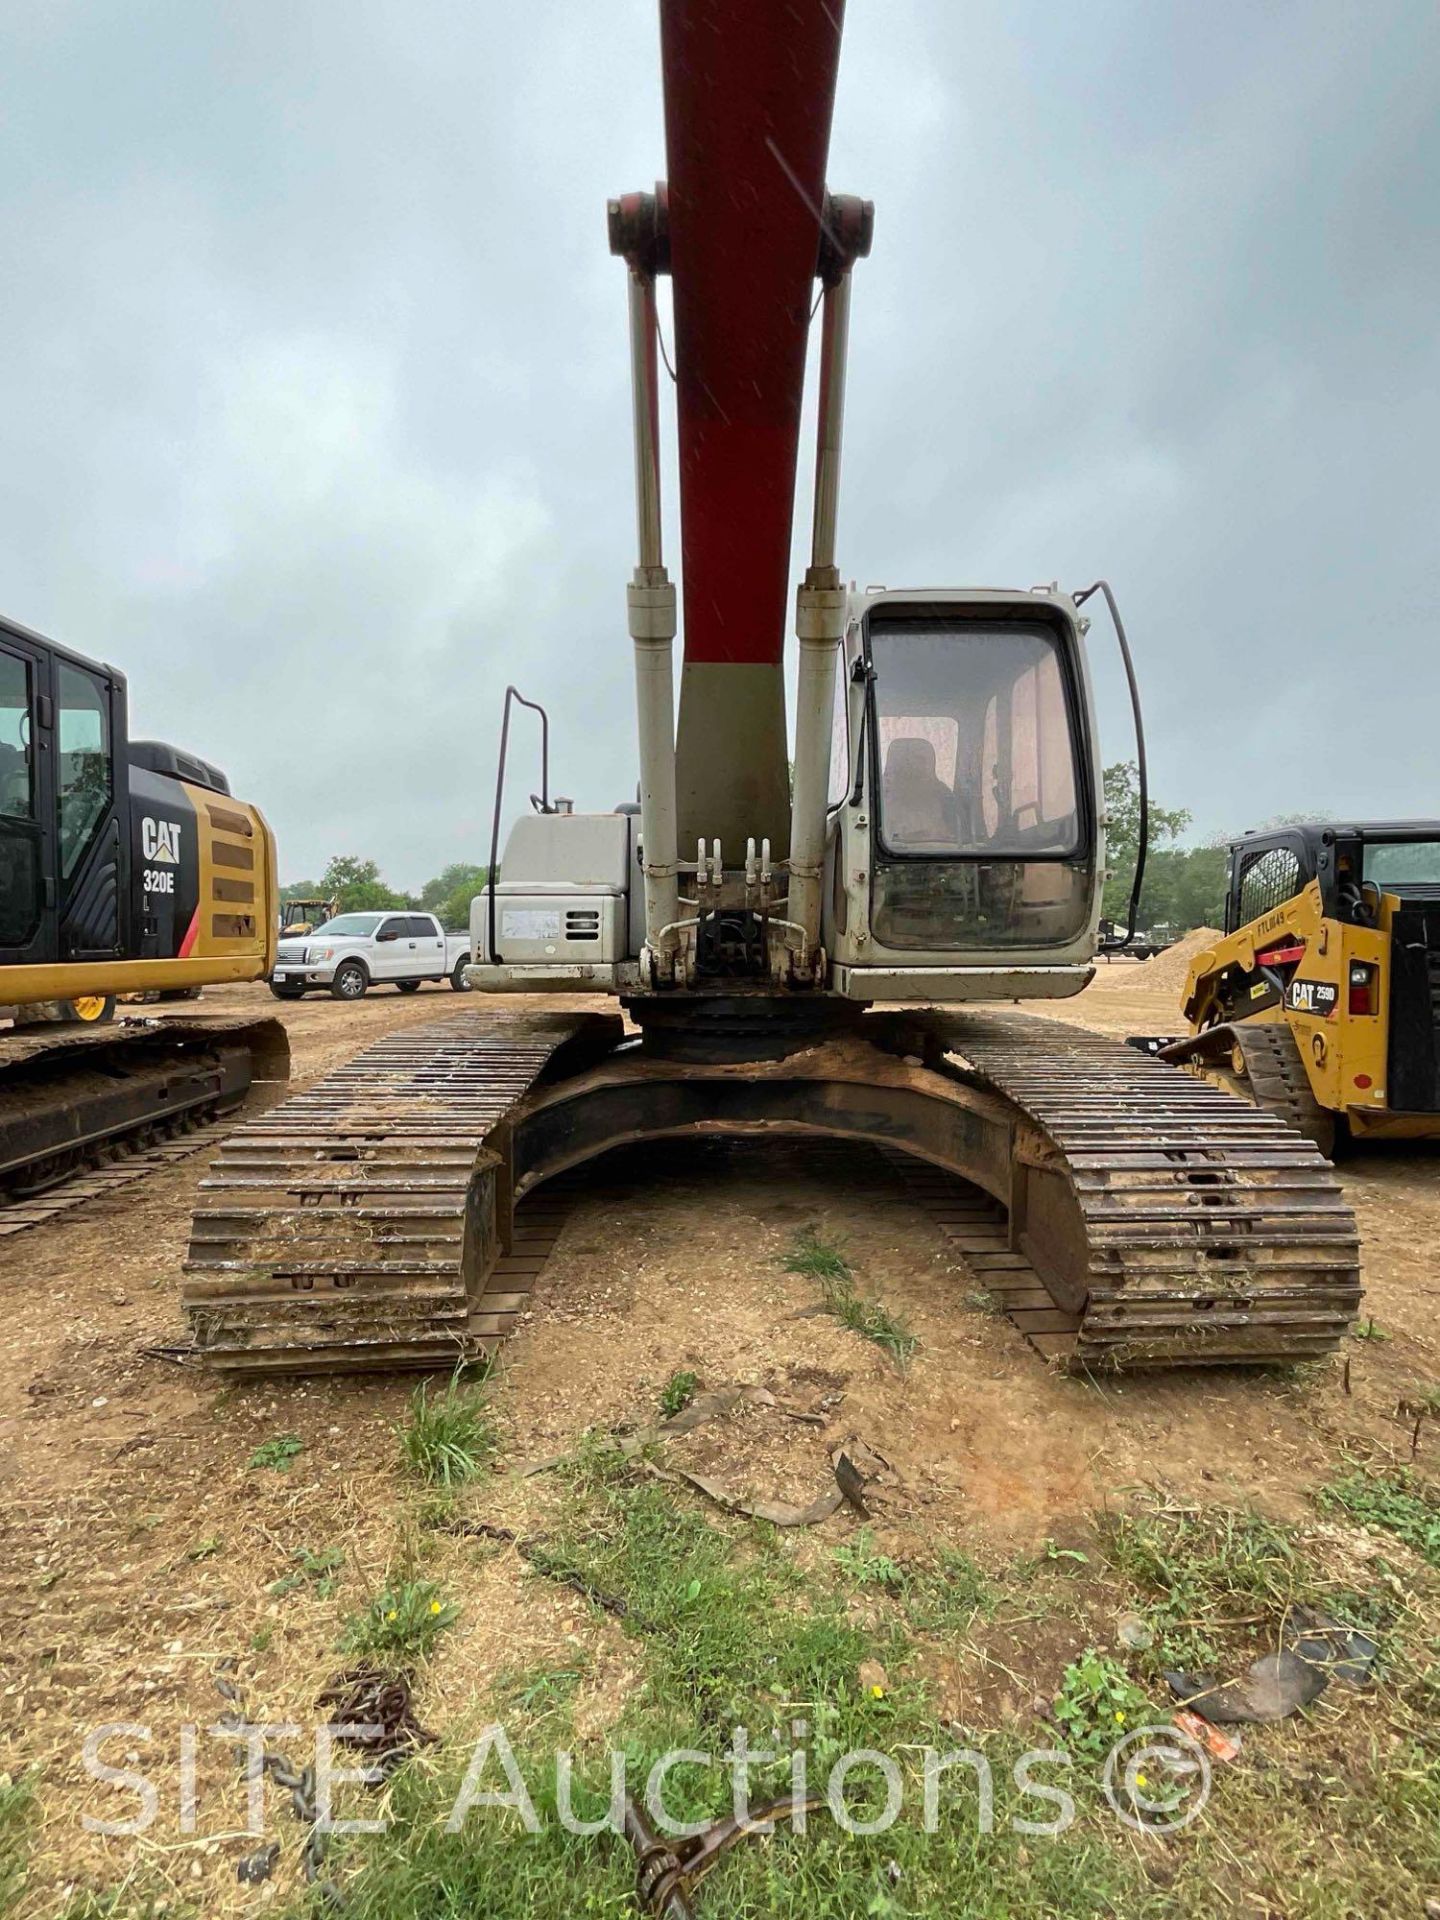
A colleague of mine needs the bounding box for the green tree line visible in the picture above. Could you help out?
[1103,761,1229,935]
[282,857,492,932]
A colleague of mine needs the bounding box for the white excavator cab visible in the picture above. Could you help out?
[827,586,1101,1001]
[469,583,1102,1007]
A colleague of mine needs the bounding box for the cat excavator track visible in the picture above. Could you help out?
[183,1009,1360,1375]
[0,1014,289,1214]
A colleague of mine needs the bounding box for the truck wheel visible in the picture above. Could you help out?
[269,982,305,1000]
[397,980,421,994]
[330,961,369,1001]
[450,958,472,992]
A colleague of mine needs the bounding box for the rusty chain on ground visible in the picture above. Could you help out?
[212,1658,432,1900]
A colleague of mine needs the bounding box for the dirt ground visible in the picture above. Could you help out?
[1,970,1436,1913]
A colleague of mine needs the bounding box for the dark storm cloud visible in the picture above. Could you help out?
[1,0,1435,886]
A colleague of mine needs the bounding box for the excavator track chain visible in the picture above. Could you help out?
[182,1008,1361,1376]
[944,1017,1360,1368]
[183,1012,618,1374]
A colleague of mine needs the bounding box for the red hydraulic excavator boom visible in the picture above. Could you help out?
[611,0,870,946]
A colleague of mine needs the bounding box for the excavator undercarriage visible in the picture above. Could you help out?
[0,1013,289,1220]
[184,1010,1360,1374]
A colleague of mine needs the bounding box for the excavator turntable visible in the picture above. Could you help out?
[183,0,1360,1375]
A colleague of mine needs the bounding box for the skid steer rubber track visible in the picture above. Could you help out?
[942,1016,1361,1368]
[0,1014,289,1213]
[182,1011,619,1374]
[1157,1021,1337,1157]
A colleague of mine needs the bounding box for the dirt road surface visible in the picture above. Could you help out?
[1,970,1435,1912]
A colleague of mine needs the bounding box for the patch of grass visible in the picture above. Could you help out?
[554,1426,652,1495]
[269,1545,345,1600]
[827,1288,917,1367]
[779,1226,853,1285]
[299,1720,1161,1920]
[1101,1498,1325,1669]
[399,1372,497,1488]
[0,1774,32,1914]
[286,1462,1440,1919]
[659,1368,701,1418]
[1105,1499,1305,1612]
[1352,1316,1391,1343]
[58,1892,194,1920]
[904,1547,998,1634]
[310,1481,1159,1917]
[833,1528,905,1591]
[831,1532,998,1639]
[299,1486,1172,1920]
[1050,1647,1154,1761]
[527,1481,890,1742]
[782,1229,917,1367]
[341,1578,459,1659]
[1318,1465,1440,1568]
[248,1434,304,1472]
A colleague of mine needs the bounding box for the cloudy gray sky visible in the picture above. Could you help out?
[2,1,1436,889]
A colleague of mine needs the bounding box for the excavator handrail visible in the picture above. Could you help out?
[485,686,551,968]
[1076,579,1149,953]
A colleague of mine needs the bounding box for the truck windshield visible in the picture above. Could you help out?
[1363,842,1440,889]
[870,622,1081,858]
[311,914,384,936]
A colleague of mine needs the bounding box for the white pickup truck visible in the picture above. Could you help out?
[270,911,472,1001]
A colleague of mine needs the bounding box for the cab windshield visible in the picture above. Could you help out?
[870,622,1081,857]
[310,914,383,937]
[866,617,1093,952]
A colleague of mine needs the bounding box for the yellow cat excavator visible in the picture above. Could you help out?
[0,612,288,1199]
[182,0,1359,1376]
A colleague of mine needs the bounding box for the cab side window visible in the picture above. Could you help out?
[0,652,39,948]
[1237,846,1302,927]
[57,661,112,878]
[827,648,850,809]
[0,654,34,822]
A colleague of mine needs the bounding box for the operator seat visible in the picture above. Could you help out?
[883,737,958,849]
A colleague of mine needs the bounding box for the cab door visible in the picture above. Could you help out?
[0,636,57,969]
[371,914,409,981]
[413,914,445,975]
[54,655,124,960]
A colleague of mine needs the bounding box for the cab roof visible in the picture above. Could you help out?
[1231,820,1440,854]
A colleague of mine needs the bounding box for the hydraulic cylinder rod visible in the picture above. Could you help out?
[789,218,867,973]
[612,208,681,982]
